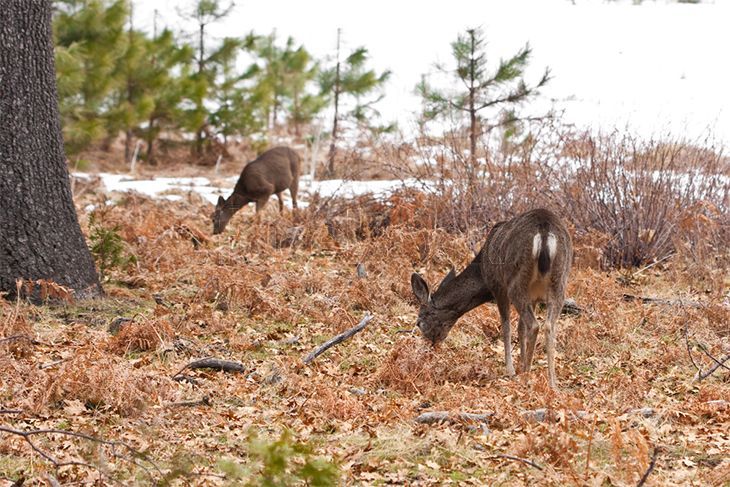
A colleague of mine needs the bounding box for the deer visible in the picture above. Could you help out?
[212,146,300,235]
[410,208,573,389]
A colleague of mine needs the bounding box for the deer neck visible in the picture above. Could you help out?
[433,259,493,317]
[225,192,247,213]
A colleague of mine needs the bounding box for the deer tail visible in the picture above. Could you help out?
[533,232,558,275]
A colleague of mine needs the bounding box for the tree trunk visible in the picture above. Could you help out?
[326,29,342,178]
[0,1,103,301]
[468,29,478,185]
[145,115,157,164]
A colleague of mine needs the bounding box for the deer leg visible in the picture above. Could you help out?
[255,197,269,213]
[276,192,284,212]
[517,315,527,371]
[289,181,298,210]
[496,295,515,377]
[545,297,563,390]
[519,304,539,374]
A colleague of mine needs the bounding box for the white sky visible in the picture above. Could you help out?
[135,0,730,144]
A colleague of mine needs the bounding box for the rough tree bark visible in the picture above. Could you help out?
[0,1,103,301]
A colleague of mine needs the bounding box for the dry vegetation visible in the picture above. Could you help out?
[1,131,729,486]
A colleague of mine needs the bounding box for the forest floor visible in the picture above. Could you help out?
[1,173,729,486]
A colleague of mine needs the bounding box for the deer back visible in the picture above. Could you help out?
[234,146,300,199]
[480,208,572,303]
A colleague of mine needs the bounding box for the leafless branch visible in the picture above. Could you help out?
[165,396,211,408]
[172,357,246,379]
[414,411,493,425]
[0,335,40,345]
[488,453,543,471]
[0,426,160,484]
[636,448,659,487]
[302,313,372,364]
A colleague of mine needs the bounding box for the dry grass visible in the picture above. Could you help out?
[1,136,729,484]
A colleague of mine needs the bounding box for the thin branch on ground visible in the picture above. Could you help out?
[303,313,372,364]
[697,344,730,372]
[0,335,40,345]
[636,448,659,487]
[696,354,730,381]
[488,454,544,471]
[0,426,161,484]
[684,322,702,374]
[165,396,211,408]
[414,411,493,425]
[624,294,705,309]
[685,322,729,380]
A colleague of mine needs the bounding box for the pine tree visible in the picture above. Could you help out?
[282,41,325,137]
[140,29,194,163]
[417,27,550,177]
[54,0,129,154]
[179,0,236,157]
[253,34,324,137]
[320,30,390,177]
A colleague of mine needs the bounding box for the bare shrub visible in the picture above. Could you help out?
[29,347,172,416]
[377,122,729,270]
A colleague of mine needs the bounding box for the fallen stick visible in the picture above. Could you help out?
[695,354,730,381]
[0,334,40,345]
[414,411,493,425]
[623,293,705,309]
[488,454,543,471]
[172,357,245,379]
[561,298,583,316]
[302,313,372,365]
[636,448,659,487]
[165,396,211,408]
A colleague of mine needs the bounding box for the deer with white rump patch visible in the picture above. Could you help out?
[411,208,572,389]
[212,146,300,235]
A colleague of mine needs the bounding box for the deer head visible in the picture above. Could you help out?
[411,269,459,345]
[212,195,240,235]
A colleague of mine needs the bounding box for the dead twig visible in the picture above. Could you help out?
[165,396,211,408]
[0,426,160,484]
[695,354,730,381]
[489,454,544,471]
[685,322,729,380]
[0,335,39,345]
[561,298,583,316]
[302,313,372,364]
[623,293,705,309]
[414,411,493,425]
[172,357,246,379]
[636,448,659,487]
[697,344,730,372]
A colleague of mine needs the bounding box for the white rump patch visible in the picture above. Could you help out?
[547,233,558,258]
[532,233,541,258]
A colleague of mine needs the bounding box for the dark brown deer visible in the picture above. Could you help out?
[212,146,300,234]
[411,208,572,389]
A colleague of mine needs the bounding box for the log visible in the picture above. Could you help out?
[172,358,245,379]
[302,314,372,364]
[414,411,493,425]
[561,298,582,316]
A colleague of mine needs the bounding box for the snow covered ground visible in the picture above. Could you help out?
[73,172,419,208]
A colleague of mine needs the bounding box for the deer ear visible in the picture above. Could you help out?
[216,195,225,207]
[411,273,430,305]
[438,267,457,292]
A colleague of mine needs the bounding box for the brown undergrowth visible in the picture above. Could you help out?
[1,181,728,485]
